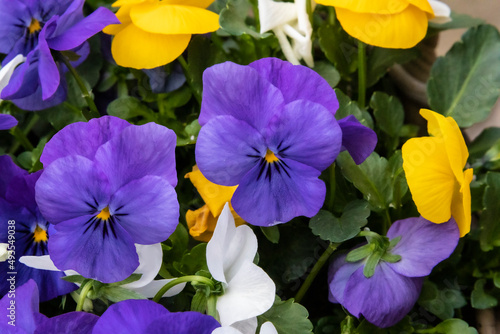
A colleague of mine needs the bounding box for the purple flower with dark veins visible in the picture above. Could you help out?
[196,57,377,226]
[35,116,179,283]
[0,0,118,110]
[328,217,460,328]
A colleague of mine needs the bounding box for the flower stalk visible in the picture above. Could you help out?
[153,275,215,303]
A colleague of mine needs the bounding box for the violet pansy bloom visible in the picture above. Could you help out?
[0,156,76,302]
[35,116,179,283]
[328,217,460,328]
[92,299,220,334]
[0,114,18,130]
[0,0,118,110]
[196,58,377,226]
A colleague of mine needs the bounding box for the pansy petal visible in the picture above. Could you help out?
[35,311,99,334]
[35,155,110,224]
[451,168,473,237]
[0,155,27,196]
[258,0,297,33]
[0,114,17,130]
[49,216,139,283]
[146,312,221,334]
[387,217,459,277]
[38,19,61,100]
[336,5,428,49]
[111,24,191,69]
[267,100,341,171]
[232,158,325,226]
[93,299,169,334]
[196,115,266,186]
[109,175,179,244]
[9,79,67,111]
[157,0,215,8]
[0,54,25,94]
[41,116,131,165]
[128,278,186,298]
[20,255,60,271]
[207,204,257,284]
[343,263,423,328]
[130,4,219,34]
[249,58,339,114]
[212,327,242,334]
[428,0,451,23]
[314,0,409,14]
[337,115,378,164]
[123,243,162,288]
[217,261,275,326]
[199,62,285,128]
[0,280,39,334]
[261,322,279,334]
[95,122,177,191]
[328,254,363,304]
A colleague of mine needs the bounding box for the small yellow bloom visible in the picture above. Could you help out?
[185,166,244,241]
[402,109,473,237]
[315,0,435,48]
[103,0,220,69]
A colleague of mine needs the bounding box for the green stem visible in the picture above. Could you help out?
[295,242,340,303]
[58,54,100,120]
[177,55,201,105]
[153,275,215,303]
[383,209,392,234]
[207,295,218,320]
[76,281,93,312]
[327,163,336,211]
[9,126,34,151]
[328,7,336,26]
[357,40,367,109]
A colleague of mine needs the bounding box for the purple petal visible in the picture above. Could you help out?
[0,155,27,197]
[38,17,61,100]
[0,0,29,55]
[267,100,341,171]
[0,114,18,130]
[196,115,266,186]
[10,78,67,111]
[49,215,139,283]
[109,175,179,244]
[35,155,111,224]
[146,312,220,334]
[343,263,423,328]
[49,0,85,38]
[249,58,339,115]
[1,51,38,99]
[5,171,40,215]
[0,279,39,333]
[93,299,169,334]
[327,254,363,304]
[48,7,119,51]
[337,115,378,165]
[387,217,460,277]
[35,312,99,334]
[232,158,325,226]
[94,122,177,191]
[199,61,284,129]
[41,116,131,166]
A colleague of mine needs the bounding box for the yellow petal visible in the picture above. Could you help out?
[336,5,428,49]
[186,205,217,242]
[314,0,409,14]
[185,166,237,217]
[112,0,145,8]
[130,3,219,35]
[111,24,190,69]
[450,168,473,237]
[402,137,455,223]
[160,0,215,8]
[408,0,434,16]
[103,6,132,35]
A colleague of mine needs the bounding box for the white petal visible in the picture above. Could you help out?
[0,54,26,93]
[232,317,258,334]
[212,327,242,334]
[258,0,297,33]
[207,203,258,283]
[260,322,278,334]
[274,28,300,65]
[127,278,186,298]
[19,255,61,271]
[124,243,162,289]
[428,0,452,24]
[217,261,276,326]
[0,243,8,262]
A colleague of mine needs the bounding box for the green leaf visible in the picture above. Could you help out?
[177,119,201,146]
[357,316,413,334]
[107,274,142,287]
[430,11,485,31]
[313,61,341,88]
[418,281,466,320]
[259,297,313,334]
[335,89,374,129]
[61,275,86,284]
[173,243,208,276]
[309,200,370,243]
[191,289,208,313]
[219,0,265,38]
[471,279,498,309]
[427,25,500,127]
[479,172,500,251]
[370,92,404,137]
[469,127,500,162]
[261,226,280,244]
[431,319,478,334]
[101,286,147,303]
[107,96,155,121]
[366,47,419,87]
[318,22,357,79]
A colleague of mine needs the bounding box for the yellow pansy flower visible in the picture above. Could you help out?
[402,109,473,237]
[103,0,219,69]
[185,166,245,242]
[315,0,437,48]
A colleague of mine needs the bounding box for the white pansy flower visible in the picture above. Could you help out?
[259,0,314,67]
[0,54,26,101]
[429,0,452,24]
[207,203,276,329]
[212,321,278,334]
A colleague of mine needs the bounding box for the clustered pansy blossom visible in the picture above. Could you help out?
[0,0,118,110]
[34,116,180,283]
[196,58,377,226]
[328,217,460,328]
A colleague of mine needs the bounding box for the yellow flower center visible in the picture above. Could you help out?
[28,18,41,34]
[96,207,111,221]
[33,225,48,243]
[264,149,279,163]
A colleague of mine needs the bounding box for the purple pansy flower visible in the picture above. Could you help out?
[0,0,118,110]
[92,299,221,334]
[0,156,76,302]
[195,58,377,226]
[0,114,18,130]
[35,116,179,283]
[328,217,460,328]
[0,280,98,334]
